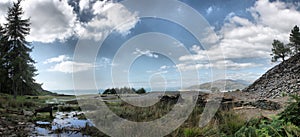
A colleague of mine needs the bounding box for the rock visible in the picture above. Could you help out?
[0,128,5,131]
[160,94,183,104]
[8,126,14,130]
[18,122,26,125]
[243,53,300,98]
[22,110,34,116]
[249,100,281,110]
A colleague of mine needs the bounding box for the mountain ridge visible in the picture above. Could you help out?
[188,79,250,92]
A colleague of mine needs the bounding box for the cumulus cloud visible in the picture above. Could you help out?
[179,0,300,71]
[249,0,300,32]
[76,1,139,41]
[48,61,94,73]
[79,0,90,12]
[45,55,94,73]
[0,0,11,24]
[133,48,159,58]
[0,0,138,43]
[21,0,78,43]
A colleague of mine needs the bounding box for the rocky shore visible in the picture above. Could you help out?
[0,109,34,136]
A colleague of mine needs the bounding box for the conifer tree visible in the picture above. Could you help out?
[289,25,300,54]
[270,40,291,62]
[4,0,40,97]
[0,25,8,93]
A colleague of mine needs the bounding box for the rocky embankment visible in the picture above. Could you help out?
[243,53,300,98]
[160,92,281,111]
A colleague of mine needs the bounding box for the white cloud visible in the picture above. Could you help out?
[79,0,90,12]
[21,0,78,43]
[43,55,70,64]
[176,60,261,71]
[48,61,94,73]
[147,65,171,75]
[97,57,112,68]
[206,6,213,15]
[0,0,11,24]
[179,0,300,70]
[133,48,159,58]
[249,0,300,32]
[160,65,170,70]
[76,1,139,41]
[0,0,138,43]
[45,55,94,73]
[226,72,262,82]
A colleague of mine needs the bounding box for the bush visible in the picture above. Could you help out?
[279,94,300,126]
[235,116,300,137]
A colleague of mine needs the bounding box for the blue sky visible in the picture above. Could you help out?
[1,0,300,91]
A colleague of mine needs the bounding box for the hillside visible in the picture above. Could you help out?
[243,53,300,98]
[188,79,249,92]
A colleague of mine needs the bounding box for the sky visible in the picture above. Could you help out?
[1,0,300,91]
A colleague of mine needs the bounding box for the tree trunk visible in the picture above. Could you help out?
[13,79,17,99]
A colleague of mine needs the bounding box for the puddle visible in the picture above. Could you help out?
[32,111,93,137]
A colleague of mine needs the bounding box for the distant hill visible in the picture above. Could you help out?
[188,79,250,92]
[243,53,300,98]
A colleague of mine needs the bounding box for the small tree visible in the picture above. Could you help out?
[136,88,146,94]
[270,40,291,62]
[103,88,117,94]
[289,25,300,54]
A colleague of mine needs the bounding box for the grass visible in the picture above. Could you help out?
[0,94,41,111]
[1,93,299,137]
[30,112,54,122]
[106,100,175,122]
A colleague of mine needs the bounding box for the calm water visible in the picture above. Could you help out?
[51,87,180,96]
[51,90,101,95]
[33,111,93,137]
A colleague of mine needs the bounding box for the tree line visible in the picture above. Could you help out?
[102,87,146,94]
[0,0,42,98]
[271,25,300,62]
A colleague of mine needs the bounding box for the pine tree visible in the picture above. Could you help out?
[0,25,8,93]
[270,40,291,62]
[4,0,39,98]
[289,25,300,55]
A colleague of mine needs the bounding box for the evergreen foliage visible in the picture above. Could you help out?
[289,25,300,54]
[0,0,42,97]
[270,40,291,62]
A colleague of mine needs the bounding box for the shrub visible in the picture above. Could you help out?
[279,94,300,126]
[235,116,300,137]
